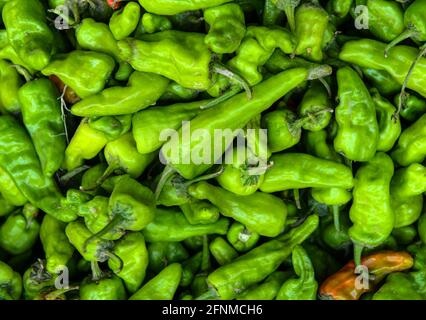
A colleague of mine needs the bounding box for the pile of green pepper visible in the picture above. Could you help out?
[1,0,426,301]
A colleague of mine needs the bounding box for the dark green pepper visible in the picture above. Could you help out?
[237,271,291,300]
[0,260,22,300]
[148,242,189,273]
[394,92,426,122]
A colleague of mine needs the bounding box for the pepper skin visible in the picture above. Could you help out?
[3,0,55,70]
[22,261,55,300]
[260,153,354,193]
[209,237,239,266]
[303,130,342,163]
[226,222,260,253]
[77,196,111,235]
[137,0,232,15]
[349,152,395,264]
[0,260,22,300]
[391,113,426,166]
[143,208,229,242]
[109,2,141,40]
[188,181,287,237]
[80,274,127,300]
[180,200,220,225]
[19,79,66,177]
[395,93,426,122]
[205,214,318,300]
[108,232,149,293]
[71,72,169,116]
[0,59,22,114]
[362,68,401,96]
[237,271,291,300]
[204,3,246,54]
[42,50,115,99]
[333,67,379,161]
[276,245,318,300]
[0,166,27,207]
[40,215,74,275]
[319,251,414,300]
[129,263,182,300]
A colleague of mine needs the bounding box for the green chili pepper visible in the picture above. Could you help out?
[63,119,109,171]
[42,50,115,99]
[3,0,55,70]
[0,204,40,255]
[362,68,401,96]
[419,214,426,244]
[22,260,55,300]
[148,241,189,274]
[370,88,401,152]
[303,130,342,163]
[71,71,169,117]
[321,211,352,251]
[109,2,141,40]
[143,208,229,242]
[0,166,27,207]
[161,67,330,180]
[293,2,329,62]
[129,263,182,300]
[181,252,202,287]
[0,260,22,300]
[204,3,246,54]
[392,225,418,246]
[349,152,394,267]
[209,237,239,266]
[226,222,260,253]
[334,66,379,161]
[264,47,319,74]
[303,243,341,281]
[260,153,354,193]
[19,78,66,177]
[327,0,353,18]
[391,114,426,166]
[159,82,199,102]
[132,99,208,155]
[0,59,22,114]
[237,271,291,300]
[80,268,127,300]
[188,181,287,237]
[276,245,318,300]
[137,0,232,15]
[107,232,148,293]
[394,92,426,122]
[77,196,111,236]
[202,214,318,300]
[40,215,74,275]
[88,114,132,143]
[263,0,284,25]
[137,13,173,35]
[0,195,15,217]
[180,200,220,225]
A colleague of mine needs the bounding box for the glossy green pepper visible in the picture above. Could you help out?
[108,232,149,293]
[237,271,291,300]
[362,68,401,96]
[392,225,418,245]
[0,194,15,217]
[303,130,342,163]
[0,59,22,114]
[189,181,287,237]
[276,245,318,300]
[202,215,318,300]
[148,241,189,274]
[339,39,426,98]
[321,211,352,251]
[226,222,260,253]
[19,78,66,177]
[72,71,169,117]
[349,152,394,266]
[391,114,426,166]
[260,153,354,193]
[80,269,126,300]
[204,3,246,54]
[137,13,173,35]
[371,88,401,152]
[42,50,115,99]
[327,0,353,18]
[3,0,55,70]
[40,215,74,275]
[0,166,27,207]
[109,2,141,40]
[209,237,239,266]
[334,66,379,161]
[159,82,199,102]
[0,260,22,300]
[77,196,111,235]
[137,0,232,15]
[22,260,55,300]
[181,252,203,287]
[263,0,284,26]
[129,263,182,300]
[394,92,426,122]
[143,208,229,242]
[293,2,329,62]
[180,199,220,225]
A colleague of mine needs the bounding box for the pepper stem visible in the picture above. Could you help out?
[211,62,252,100]
[80,163,117,192]
[83,215,123,253]
[12,64,32,82]
[384,28,418,58]
[200,85,242,110]
[332,205,340,233]
[60,165,90,184]
[154,165,176,201]
[274,0,301,32]
[91,261,103,281]
[353,242,364,268]
[104,251,124,274]
[395,43,426,121]
[183,167,224,188]
[307,65,333,80]
[293,189,301,209]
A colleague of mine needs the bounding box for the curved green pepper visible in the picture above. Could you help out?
[148,241,189,274]
[362,68,401,96]
[0,59,22,114]
[395,92,426,122]
[42,50,115,99]
[3,0,55,70]
[180,199,220,225]
[226,222,260,253]
[137,13,173,35]
[137,0,232,15]
[237,271,291,300]
[109,2,141,40]
[349,152,394,266]
[40,215,74,275]
[303,130,342,163]
[19,78,66,177]
[0,260,22,300]
[209,237,239,266]
[334,66,379,161]
[276,245,318,300]
[204,3,246,54]
[188,181,287,237]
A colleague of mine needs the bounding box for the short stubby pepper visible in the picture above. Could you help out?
[3,0,55,70]
[260,153,354,193]
[42,50,116,99]
[319,251,414,300]
[188,181,287,237]
[391,113,426,166]
[19,78,66,177]
[109,2,141,40]
[203,3,246,54]
[333,66,379,162]
[71,72,169,116]
[137,0,233,15]
[209,237,239,266]
[80,273,127,300]
[136,13,173,35]
[0,260,22,300]
[349,152,395,266]
[226,222,260,253]
[180,199,220,225]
